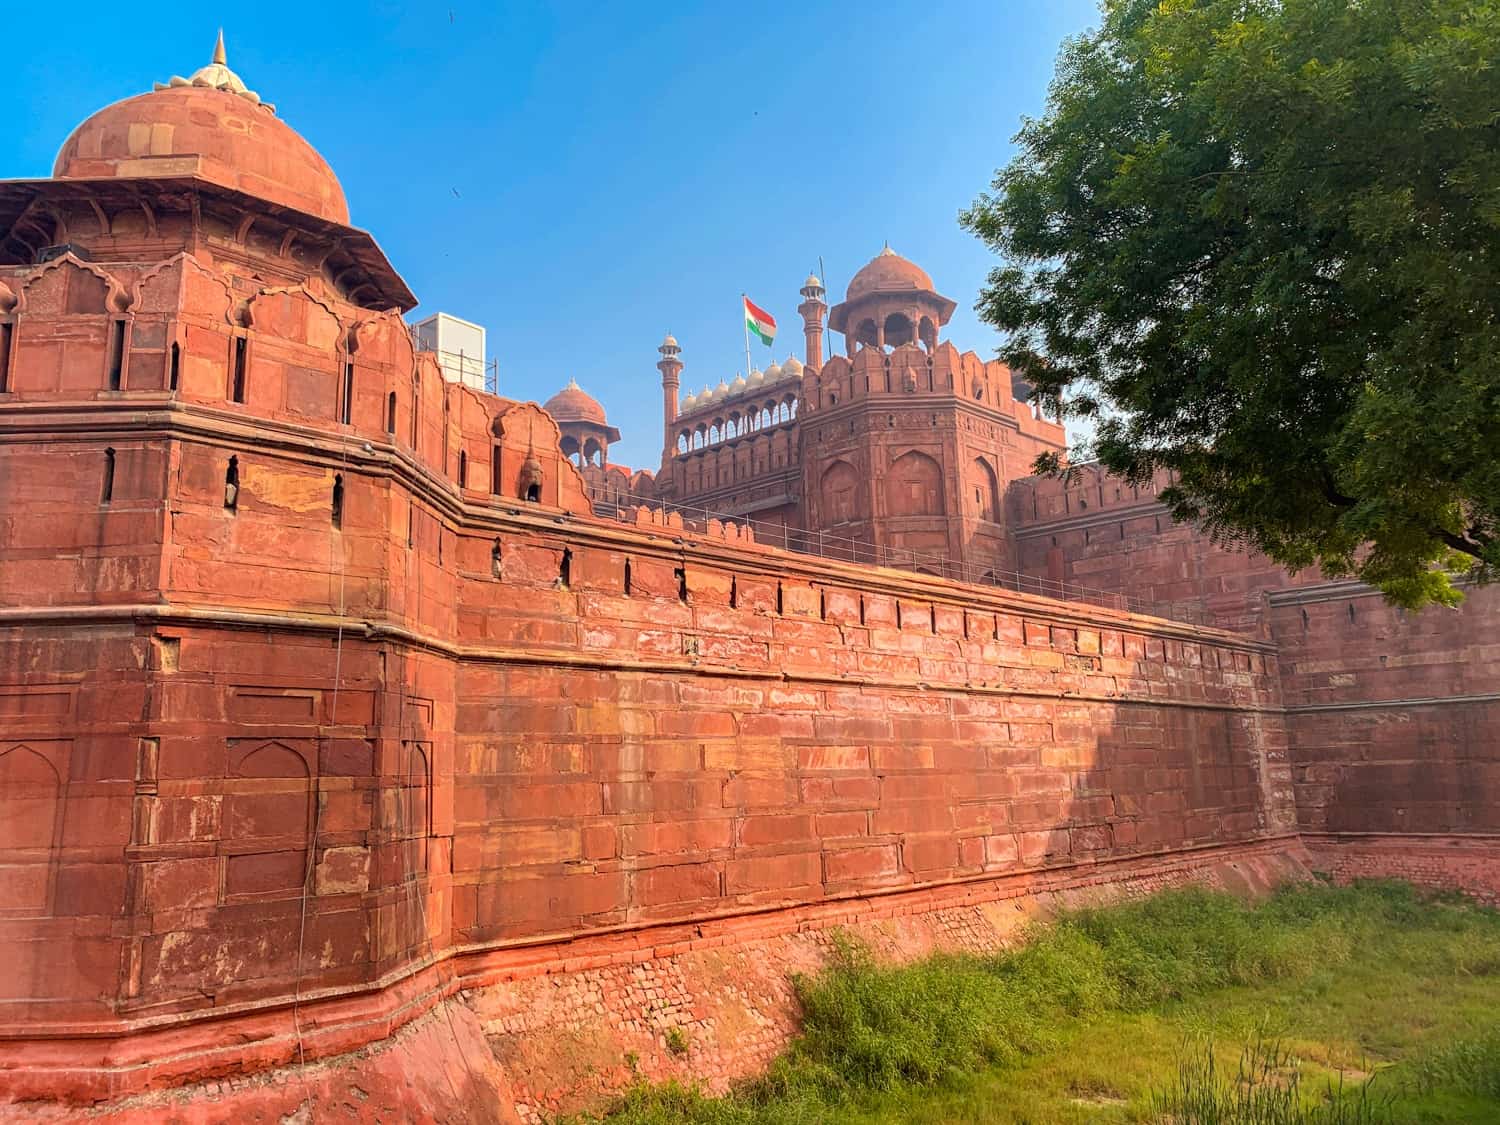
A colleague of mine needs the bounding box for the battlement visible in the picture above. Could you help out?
[804,341,1065,446]
[1007,462,1173,528]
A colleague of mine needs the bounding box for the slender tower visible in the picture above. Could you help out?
[657,332,683,457]
[798,274,827,371]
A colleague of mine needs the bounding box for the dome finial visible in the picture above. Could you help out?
[213,29,227,66]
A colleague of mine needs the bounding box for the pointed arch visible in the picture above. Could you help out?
[17,253,129,315]
[223,740,313,897]
[400,742,432,878]
[820,459,862,525]
[886,450,944,517]
[971,456,1001,523]
[0,744,63,914]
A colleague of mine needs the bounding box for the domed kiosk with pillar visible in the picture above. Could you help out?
[544,378,621,467]
[3,36,413,312]
[827,244,956,354]
[0,40,596,1113]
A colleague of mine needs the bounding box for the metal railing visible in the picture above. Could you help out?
[590,492,1182,620]
[411,341,501,396]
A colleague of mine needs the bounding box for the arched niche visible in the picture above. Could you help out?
[0,744,63,914]
[971,456,1001,523]
[820,459,862,525]
[20,256,122,316]
[222,740,312,899]
[399,742,431,878]
[886,450,944,517]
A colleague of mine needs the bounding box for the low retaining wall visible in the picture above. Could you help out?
[1304,833,1500,905]
[5,836,1312,1124]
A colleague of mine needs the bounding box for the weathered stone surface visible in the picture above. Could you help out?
[1,43,1494,1125]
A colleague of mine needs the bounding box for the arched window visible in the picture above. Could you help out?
[883,312,914,348]
[231,336,247,403]
[107,318,127,390]
[341,359,354,425]
[224,455,239,512]
[0,321,13,393]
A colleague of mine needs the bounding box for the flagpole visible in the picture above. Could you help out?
[741,292,753,377]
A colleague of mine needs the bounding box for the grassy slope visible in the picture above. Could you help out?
[569,882,1500,1124]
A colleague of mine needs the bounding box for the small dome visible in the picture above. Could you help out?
[764,362,783,383]
[747,368,766,388]
[730,374,748,393]
[681,391,698,411]
[53,35,348,225]
[804,274,822,289]
[661,332,679,349]
[542,378,608,425]
[710,379,730,401]
[783,355,804,376]
[845,244,935,302]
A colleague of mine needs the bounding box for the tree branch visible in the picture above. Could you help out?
[1436,529,1490,561]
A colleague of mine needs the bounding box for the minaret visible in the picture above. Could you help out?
[657,333,683,455]
[798,274,827,371]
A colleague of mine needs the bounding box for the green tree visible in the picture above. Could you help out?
[962,0,1500,608]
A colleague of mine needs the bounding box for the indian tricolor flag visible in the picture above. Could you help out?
[744,296,776,346]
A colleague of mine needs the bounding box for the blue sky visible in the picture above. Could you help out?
[2,1,1100,468]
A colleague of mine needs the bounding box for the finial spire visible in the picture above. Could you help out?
[158,29,270,110]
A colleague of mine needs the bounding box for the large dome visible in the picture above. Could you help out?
[52,38,349,225]
[543,379,608,425]
[845,245,935,301]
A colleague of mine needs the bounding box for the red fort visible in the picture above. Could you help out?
[0,41,1495,1124]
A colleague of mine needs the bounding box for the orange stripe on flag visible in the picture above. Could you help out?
[744,296,776,328]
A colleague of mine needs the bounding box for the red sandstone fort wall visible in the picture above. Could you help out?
[0,337,1299,1102]
[0,214,1493,1118]
[1008,464,1304,629]
[1270,582,1500,901]
[1008,464,1500,898]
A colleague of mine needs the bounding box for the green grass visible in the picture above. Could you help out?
[564,882,1500,1124]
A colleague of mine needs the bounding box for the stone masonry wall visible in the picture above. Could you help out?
[0,239,1488,1120]
[0,394,1298,1105]
[1008,465,1500,881]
